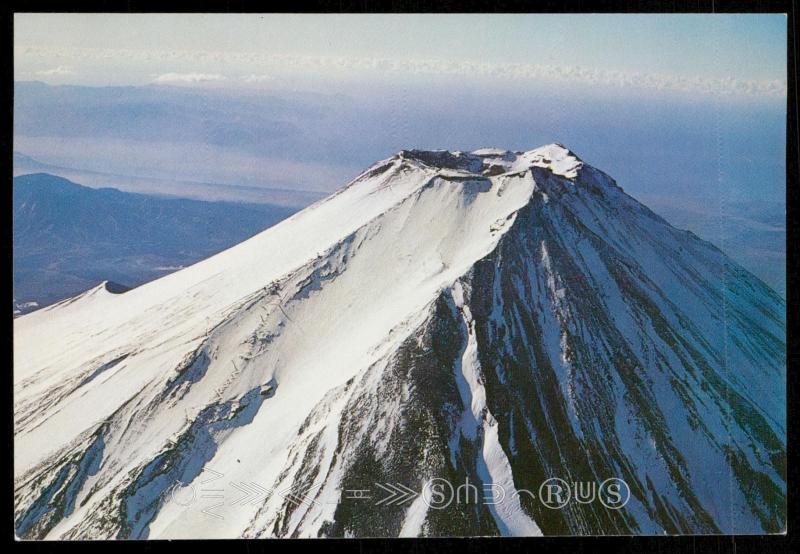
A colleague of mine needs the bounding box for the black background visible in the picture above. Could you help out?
[1,1,796,553]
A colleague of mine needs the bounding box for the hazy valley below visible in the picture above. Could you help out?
[13,173,297,315]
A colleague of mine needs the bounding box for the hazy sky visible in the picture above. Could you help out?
[13,13,788,204]
[15,13,787,97]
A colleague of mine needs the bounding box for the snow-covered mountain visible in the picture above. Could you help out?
[13,145,786,538]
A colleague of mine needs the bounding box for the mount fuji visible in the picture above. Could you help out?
[13,145,785,538]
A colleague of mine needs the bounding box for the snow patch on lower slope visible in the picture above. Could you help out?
[399,485,432,537]
[450,280,542,537]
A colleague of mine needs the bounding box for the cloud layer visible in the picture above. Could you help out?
[151,72,226,83]
[15,45,787,98]
[34,65,75,76]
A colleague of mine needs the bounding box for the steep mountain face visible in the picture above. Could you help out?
[13,173,296,313]
[13,145,785,538]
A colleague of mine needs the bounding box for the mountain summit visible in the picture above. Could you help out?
[14,145,785,538]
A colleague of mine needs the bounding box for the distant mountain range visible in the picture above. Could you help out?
[13,173,297,314]
[13,152,325,208]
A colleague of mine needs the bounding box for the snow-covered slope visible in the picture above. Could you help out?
[13,145,785,538]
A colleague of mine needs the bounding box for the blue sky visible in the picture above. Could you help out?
[14,14,787,96]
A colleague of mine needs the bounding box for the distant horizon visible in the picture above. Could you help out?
[14,13,787,99]
[14,78,786,202]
